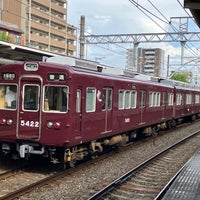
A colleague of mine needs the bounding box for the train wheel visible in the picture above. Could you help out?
[59,148,67,170]
[167,120,172,129]
[68,147,78,168]
[59,147,78,169]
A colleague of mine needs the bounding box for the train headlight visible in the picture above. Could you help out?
[0,118,6,125]
[47,122,53,129]
[47,121,61,129]
[7,119,13,125]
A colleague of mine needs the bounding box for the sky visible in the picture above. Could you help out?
[67,0,200,77]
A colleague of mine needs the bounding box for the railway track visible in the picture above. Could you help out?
[0,167,54,200]
[0,152,115,200]
[88,130,200,200]
[0,123,199,200]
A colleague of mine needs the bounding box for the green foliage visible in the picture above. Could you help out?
[170,71,190,83]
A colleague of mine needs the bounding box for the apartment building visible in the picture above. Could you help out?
[126,47,164,77]
[0,0,77,56]
[141,48,164,77]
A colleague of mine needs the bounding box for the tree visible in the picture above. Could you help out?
[170,71,191,83]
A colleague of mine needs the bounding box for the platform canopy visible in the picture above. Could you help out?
[0,41,57,64]
[184,0,200,28]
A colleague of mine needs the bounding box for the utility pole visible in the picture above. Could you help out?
[167,55,170,77]
[79,15,85,59]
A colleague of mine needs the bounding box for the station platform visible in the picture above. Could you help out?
[162,149,200,200]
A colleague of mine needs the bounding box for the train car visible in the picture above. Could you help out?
[173,84,200,124]
[0,61,200,168]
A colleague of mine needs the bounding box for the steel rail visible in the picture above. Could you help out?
[88,130,200,200]
[0,169,71,200]
[0,150,115,200]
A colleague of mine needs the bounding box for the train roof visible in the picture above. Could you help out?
[2,60,200,91]
[45,56,200,90]
[70,65,200,91]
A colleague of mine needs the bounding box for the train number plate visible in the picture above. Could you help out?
[20,120,39,128]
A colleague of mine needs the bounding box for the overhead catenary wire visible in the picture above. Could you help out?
[129,0,200,59]
[128,0,168,32]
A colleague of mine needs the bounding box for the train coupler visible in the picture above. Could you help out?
[18,144,45,158]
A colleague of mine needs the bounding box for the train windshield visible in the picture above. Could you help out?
[43,85,68,113]
[0,84,17,110]
[23,85,39,111]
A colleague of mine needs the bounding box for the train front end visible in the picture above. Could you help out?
[0,62,73,166]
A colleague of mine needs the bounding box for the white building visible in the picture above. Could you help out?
[126,48,164,77]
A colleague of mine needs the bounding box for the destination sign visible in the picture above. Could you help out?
[24,63,38,71]
[47,73,66,81]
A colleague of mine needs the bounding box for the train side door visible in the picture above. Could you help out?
[17,77,41,140]
[102,88,113,133]
[162,91,166,119]
[74,88,83,137]
[139,90,146,124]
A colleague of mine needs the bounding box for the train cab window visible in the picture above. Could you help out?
[86,88,96,112]
[23,85,39,111]
[43,86,68,112]
[0,85,17,109]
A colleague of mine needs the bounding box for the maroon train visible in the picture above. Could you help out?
[0,61,200,168]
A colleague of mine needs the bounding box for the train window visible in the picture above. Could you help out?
[131,91,137,108]
[43,86,68,112]
[186,94,192,105]
[125,91,131,109]
[195,94,200,104]
[162,92,166,106]
[168,93,174,106]
[153,93,157,106]
[157,92,161,106]
[140,91,146,108]
[176,94,182,105]
[76,90,81,113]
[23,85,39,111]
[102,89,106,110]
[86,88,96,112]
[102,88,113,110]
[0,85,17,109]
[149,92,153,107]
[118,90,124,109]
[107,89,112,110]
[149,92,160,107]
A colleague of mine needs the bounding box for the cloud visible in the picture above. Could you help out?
[68,0,199,78]
[93,15,111,23]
